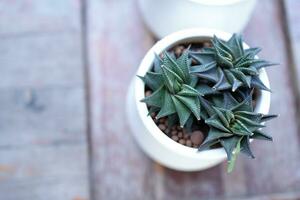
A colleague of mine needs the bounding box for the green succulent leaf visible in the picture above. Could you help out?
[156,91,176,119]
[198,91,277,173]
[240,136,255,158]
[141,86,165,107]
[252,130,273,141]
[190,34,275,91]
[171,96,191,127]
[138,71,163,91]
[225,136,242,173]
[141,50,203,127]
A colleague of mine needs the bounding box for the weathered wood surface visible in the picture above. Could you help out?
[0,0,90,200]
[0,0,81,35]
[1,0,300,199]
[284,0,300,136]
[87,0,300,200]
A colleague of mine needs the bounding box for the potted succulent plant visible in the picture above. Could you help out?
[138,0,257,38]
[126,29,277,172]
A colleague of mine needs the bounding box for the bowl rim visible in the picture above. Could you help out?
[133,28,271,160]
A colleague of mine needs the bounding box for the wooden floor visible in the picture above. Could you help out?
[0,0,299,199]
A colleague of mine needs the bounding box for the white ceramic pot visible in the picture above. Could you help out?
[126,29,270,171]
[138,0,257,38]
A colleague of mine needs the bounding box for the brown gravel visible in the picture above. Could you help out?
[186,140,192,147]
[191,131,205,145]
[174,45,185,57]
[177,132,183,138]
[179,139,186,145]
[145,90,152,97]
[146,99,206,148]
[171,135,179,142]
[158,124,166,131]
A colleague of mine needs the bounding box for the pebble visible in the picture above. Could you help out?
[179,139,186,145]
[158,124,166,131]
[172,135,179,142]
[174,45,185,57]
[145,90,152,97]
[186,140,192,147]
[191,59,198,65]
[183,133,190,139]
[178,132,183,138]
[171,130,177,135]
[150,112,156,118]
[191,131,204,145]
[203,42,212,47]
[159,118,166,123]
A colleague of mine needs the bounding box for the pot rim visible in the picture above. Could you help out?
[133,28,271,160]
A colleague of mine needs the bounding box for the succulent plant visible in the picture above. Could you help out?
[199,92,277,172]
[140,50,203,127]
[140,34,277,173]
[190,34,276,92]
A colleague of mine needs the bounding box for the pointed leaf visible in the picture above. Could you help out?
[240,136,255,158]
[177,50,190,82]
[171,96,191,127]
[164,52,187,81]
[226,136,242,173]
[190,51,215,64]
[205,115,231,132]
[227,34,244,58]
[139,71,163,90]
[220,136,241,161]
[252,130,273,141]
[175,95,201,120]
[177,84,201,97]
[251,76,271,91]
[261,114,278,122]
[141,86,165,107]
[156,91,176,118]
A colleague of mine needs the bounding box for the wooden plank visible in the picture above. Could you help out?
[0,144,89,200]
[228,191,300,200]
[87,0,223,199]
[242,0,300,195]
[87,0,300,199]
[0,0,81,35]
[0,0,91,199]
[0,33,84,89]
[0,87,86,147]
[86,0,157,199]
[284,0,300,98]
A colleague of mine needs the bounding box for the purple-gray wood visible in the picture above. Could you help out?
[243,0,300,195]
[0,0,90,199]
[1,0,300,199]
[283,0,300,137]
[87,0,300,199]
[0,0,81,35]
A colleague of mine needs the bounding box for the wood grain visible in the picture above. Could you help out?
[86,0,300,199]
[0,0,81,35]
[0,0,90,199]
[86,0,157,199]
[243,0,300,195]
[0,144,89,200]
[0,33,84,88]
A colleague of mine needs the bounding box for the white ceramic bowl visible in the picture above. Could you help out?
[126,29,270,171]
[138,0,257,38]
